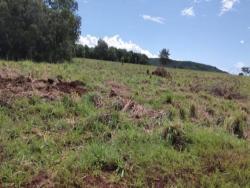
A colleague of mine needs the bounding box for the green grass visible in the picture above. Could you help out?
[0,58,249,187]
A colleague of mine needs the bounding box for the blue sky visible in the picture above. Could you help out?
[77,0,250,73]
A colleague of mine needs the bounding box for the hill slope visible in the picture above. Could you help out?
[0,58,249,187]
[149,58,226,73]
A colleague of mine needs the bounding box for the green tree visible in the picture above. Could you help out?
[0,0,81,62]
[159,48,170,65]
[94,39,109,60]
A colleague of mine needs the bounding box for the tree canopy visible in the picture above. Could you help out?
[0,0,81,63]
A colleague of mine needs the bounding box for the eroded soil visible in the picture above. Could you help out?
[0,69,87,101]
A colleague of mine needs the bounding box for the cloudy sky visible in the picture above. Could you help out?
[77,0,250,73]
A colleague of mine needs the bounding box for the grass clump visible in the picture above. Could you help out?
[228,115,248,139]
[162,125,191,151]
[179,108,186,120]
[189,104,197,119]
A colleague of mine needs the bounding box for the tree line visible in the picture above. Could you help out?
[0,0,171,65]
[0,0,81,63]
[75,39,149,65]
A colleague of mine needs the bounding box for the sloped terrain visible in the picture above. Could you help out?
[0,58,249,187]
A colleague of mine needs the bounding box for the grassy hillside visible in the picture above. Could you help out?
[149,58,226,73]
[0,58,249,187]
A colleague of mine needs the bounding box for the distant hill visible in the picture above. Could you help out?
[149,58,226,73]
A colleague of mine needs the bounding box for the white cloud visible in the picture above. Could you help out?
[141,15,165,24]
[78,35,157,58]
[220,0,239,15]
[193,0,211,3]
[235,62,245,69]
[240,40,245,44]
[181,7,195,17]
[78,35,98,48]
[227,62,245,74]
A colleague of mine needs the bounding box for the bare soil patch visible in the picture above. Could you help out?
[146,167,199,188]
[106,80,131,98]
[82,175,122,188]
[25,171,54,188]
[0,70,87,100]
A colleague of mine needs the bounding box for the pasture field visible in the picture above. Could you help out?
[0,58,249,187]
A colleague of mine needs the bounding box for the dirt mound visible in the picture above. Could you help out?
[0,71,87,100]
[152,67,171,78]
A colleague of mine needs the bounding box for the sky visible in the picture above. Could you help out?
[77,0,250,73]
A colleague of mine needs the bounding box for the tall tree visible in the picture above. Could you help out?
[0,0,81,62]
[159,48,170,65]
[94,39,109,60]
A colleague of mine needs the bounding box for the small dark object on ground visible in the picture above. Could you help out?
[101,161,119,172]
[231,118,245,139]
